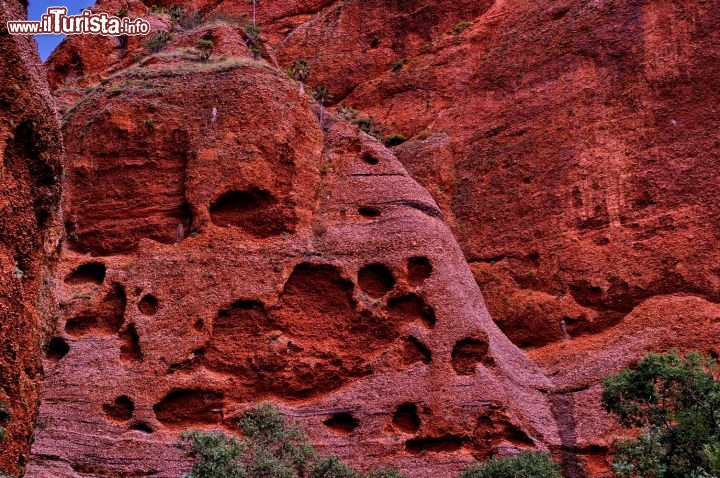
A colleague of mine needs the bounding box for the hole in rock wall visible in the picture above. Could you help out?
[323,412,360,434]
[363,154,379,165]
[45,337,70,363]
[358,263,395,298]
[153,389,224,427]
[470,404,534,459]
[131,422,153,433]
[210,188,293,238]
[64,262,106,285]
[103,395,134,422]
[358,206,381,218]
[451,334,493,375]
[200,263,417,399]
[65,283,126,337]
[64,316,96,337]
[387,294,436,328]
[407,256,432,286]
[119,323,143,362]
[551,7,570,20]
[405,435,463,454]
[404,336,432,365]
[392,403,420,433]
[138,294,158,316]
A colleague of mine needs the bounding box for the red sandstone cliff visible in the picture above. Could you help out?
[0,1,63,474]
[25,0,720,476]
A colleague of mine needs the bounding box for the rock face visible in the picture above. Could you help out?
[30,32,559,478]
[32,0,720,476]
[0,1,63,475]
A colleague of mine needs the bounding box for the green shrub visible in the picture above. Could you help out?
[602,351,720,477]
[392,59,405,72]
[179,403,318,477]
[350,117,378,137]
[237,402,316,469]
[196,38,214,61]
[311,456,359,478]
[168,5,202,29]
[149,5,167,14]
[459,452,561,478]
[180,403,405,478]
[178,430,245,478]
[243,23,261,44]
[382,134,407,147]
[249,44,264,59]
[454,21,470,34]
[288,59,310,83]
[146,30,172,53]
[313,86,332,105]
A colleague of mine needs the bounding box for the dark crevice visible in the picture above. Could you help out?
[405,435,463,454]
[392,403,420,433]
[323,412,360,434]
[549,393,587,478]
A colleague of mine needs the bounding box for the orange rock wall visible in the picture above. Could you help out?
[30,0,720,476]
[0,1,63,474]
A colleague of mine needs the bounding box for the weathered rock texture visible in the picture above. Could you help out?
[30,28,560,477]
[33,0,720,476]
[0,1,63,475]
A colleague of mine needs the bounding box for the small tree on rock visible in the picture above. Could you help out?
[458,452,562,478]
[289,59,310,93]
[312,86,332,130]
[178,403,406,478]
[602,351,720,477]
[196,38,214,61]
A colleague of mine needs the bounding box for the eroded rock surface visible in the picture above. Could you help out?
[0,1,63,474]
[30,33,559,477]
[35,0,720,475]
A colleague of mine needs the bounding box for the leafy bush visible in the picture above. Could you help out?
[196,38,214,61]
[602,351,720,477]
[288,59,310,83]
[178,431,245,478]
[149,5,167,14]
[243,23,261,44]
[349,117,380,139]
[242,24,263,59]
[459,452,562,478]
[180,403,406,478]
[312,86,332,104]
[454,21,470,34]
[168,5,202,29]
[246,44,262,60]
[382,134,407,147]
[311,456,359,478]
[392,59,405,72]
[146,30,172,53]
